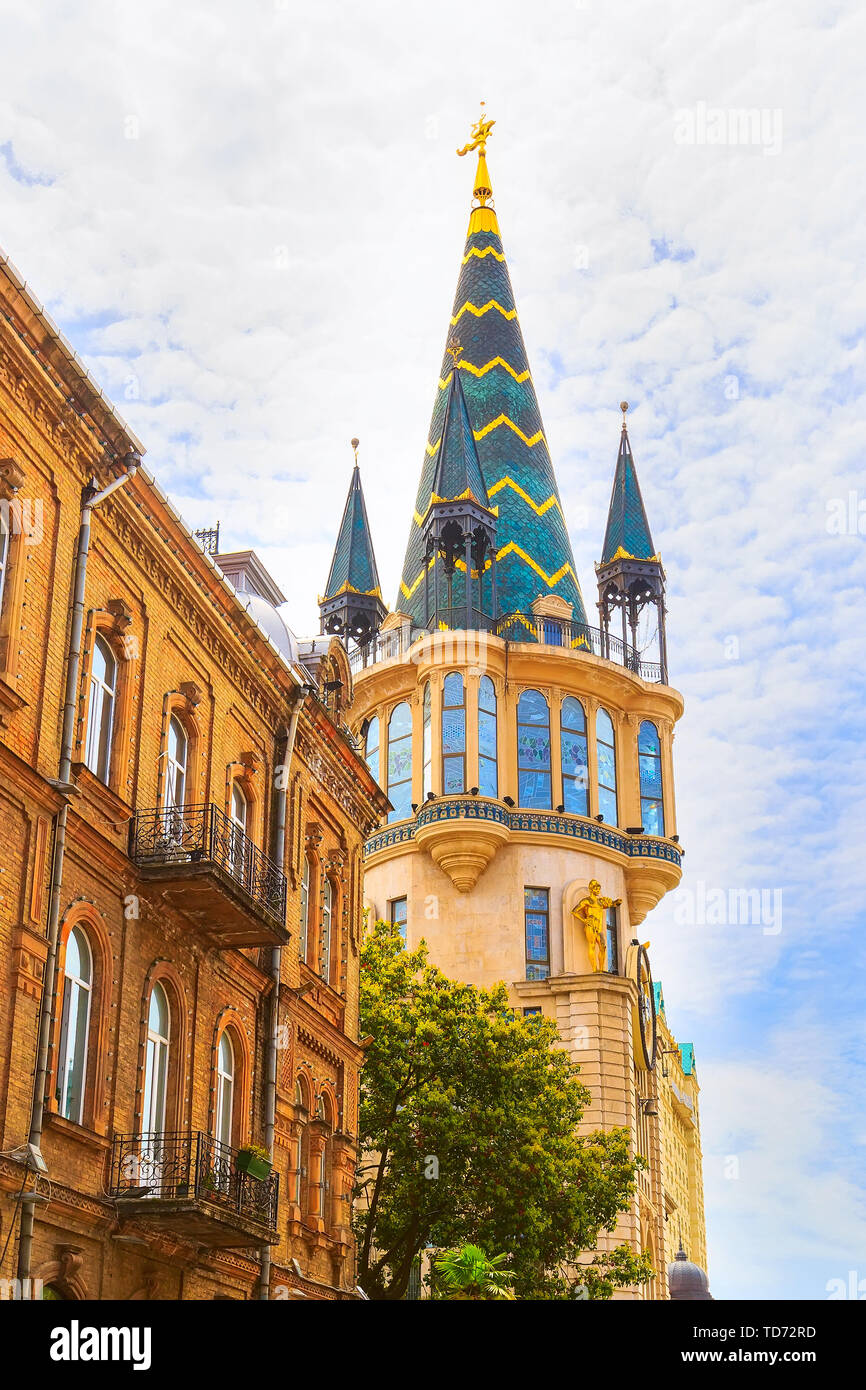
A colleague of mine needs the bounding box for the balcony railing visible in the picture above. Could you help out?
[348,613,664,683]
[109,1130,279,1231]
[129,802,287,924]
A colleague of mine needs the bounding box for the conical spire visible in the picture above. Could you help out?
[397,118,586,627]
[600,403,657,563]
[320,441,387,644]
[430,357,490,509]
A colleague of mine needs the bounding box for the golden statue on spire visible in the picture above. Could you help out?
[457,104,495,157]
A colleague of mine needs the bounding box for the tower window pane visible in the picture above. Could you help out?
[596,708,618,824]
[638,720,665,836]
[441,672,466,795]
[387,703,413,822]
[422,684,432,797]
[365,716,380,785]
[561,696,588,815]
[517,690,551,809]
[478,675,497,798]
[524,887,550,980]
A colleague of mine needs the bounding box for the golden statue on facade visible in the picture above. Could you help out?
[573,879,622,973]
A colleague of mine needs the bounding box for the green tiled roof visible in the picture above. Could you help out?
[324,464,382,600]
[396,158,585,626]
[430,366,489,507]
[601,426,656,563]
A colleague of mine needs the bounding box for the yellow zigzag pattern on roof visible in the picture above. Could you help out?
[399,544,577,600]
[438,357,530,389]
[462,245,506,264]
[425,414,545,457]
[450,299,517,325]
[487,476,564,519]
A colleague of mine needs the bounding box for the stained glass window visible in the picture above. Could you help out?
[387,703,413,823]
[422,683,432,797]
[524,887,550,980]
[596,708,618,824]
[517,689,551,809]
[560,696,588,815]
[638,720,665,836]
[441,672,465,795]
[365,716,380,785]
[478,675,497,798]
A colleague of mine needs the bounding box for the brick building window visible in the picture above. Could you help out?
[321,877,333,981]
[84,635,116,782]
[299,856,310,963]
[55,926,92,1124]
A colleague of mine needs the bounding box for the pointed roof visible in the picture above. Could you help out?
[323,453,382,601]
[397,123,586,625]
[601,406,657,563]
[429,364,490,509]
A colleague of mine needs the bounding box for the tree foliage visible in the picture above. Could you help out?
[433,1245,516,1300]
[353,919,653,1300]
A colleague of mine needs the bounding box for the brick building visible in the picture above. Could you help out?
[0,249,387,1301]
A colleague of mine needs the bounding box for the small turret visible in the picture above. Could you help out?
[596,404,668,683]
[319,440,387,647]
[422,354,498,630]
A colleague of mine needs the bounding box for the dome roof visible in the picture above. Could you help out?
[668,1246,713,1300]
[237,591,299,664]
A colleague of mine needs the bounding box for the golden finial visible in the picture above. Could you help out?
[446,341,463,366]
[351,437,360,464]
[457,103,495,206]
[620,401,629,430]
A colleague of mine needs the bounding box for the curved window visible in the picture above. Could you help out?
[299,856,310,962]
[56,926,92,1124]
[441,672,466,795]
[321,878,333,981]
[85,635,116,781]
[143,983,170,1135]
[478,676,497,798]
[596,709,618,824]
[215,1031,235,1149]
[365,716,380,785]
[387,703,413,822]
[638,721,665,836]
[422,683,432,798]
[165,716,188,809]
[517,689,551,809]
[561,697,588,816]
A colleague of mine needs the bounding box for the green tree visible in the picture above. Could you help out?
[433,1245,516,1300]
[353,919,653,1300]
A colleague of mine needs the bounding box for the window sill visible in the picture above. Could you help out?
[45,1110,110,1150]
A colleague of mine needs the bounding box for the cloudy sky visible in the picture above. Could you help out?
[2,0,864,1299]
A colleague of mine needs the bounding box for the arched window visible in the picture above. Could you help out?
[56,926,92,1124]
[422,683,432,798]
[299,856,310,962]
[638,721,665,836]
[596,709,618,824]
[165,716,188,809]
[478,676,498,798]
[517,689,551,809]
[215,1031,235,1149]
[387,702,413,823]
[85,635,116,781]
[365,716,380,784]
[321,878,333,981]
[143,983,170,1136]
[441,672,466,794]
[561,697,588,815]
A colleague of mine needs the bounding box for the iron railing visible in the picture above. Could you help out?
[129,802,287,922]
[109,1130,279,1229]
[348,613,663,683]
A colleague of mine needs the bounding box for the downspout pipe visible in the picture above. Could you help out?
[259,683,307,1299]
[16,454,140,1288]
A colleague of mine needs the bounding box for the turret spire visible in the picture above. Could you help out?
[398,119,586,630]
[319,440,387,646]
[596,406,668,683]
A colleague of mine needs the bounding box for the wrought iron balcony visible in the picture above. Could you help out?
[108,1130,279,1248]
[129,803,288,948]
[348,612,664,683]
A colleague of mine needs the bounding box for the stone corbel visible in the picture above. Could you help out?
[239,750,263,776]
[178,681,202,710]
[0,457,25,498]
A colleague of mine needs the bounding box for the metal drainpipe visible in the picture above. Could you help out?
[259,684,306,1300]
[16,455,140,1289]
